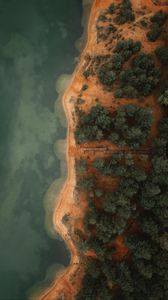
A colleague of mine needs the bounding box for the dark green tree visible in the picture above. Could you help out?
[109,104,153,148]
[114,0,135,24]
[98,63,116,86]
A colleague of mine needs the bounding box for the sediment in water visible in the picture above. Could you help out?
[29,1,92,299]
[43,0,93,239]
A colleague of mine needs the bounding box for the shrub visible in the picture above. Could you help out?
[140,20,148,27]
[62,214,70,225]
[97,24,117,42]
[83,69,91,78]
[81,84,89,91]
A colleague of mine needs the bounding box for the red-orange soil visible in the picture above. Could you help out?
[36,1,168,299]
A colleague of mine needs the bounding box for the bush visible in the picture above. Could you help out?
[97,24,117,42]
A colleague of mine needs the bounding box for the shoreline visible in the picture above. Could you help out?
[43,0,93,240]
[35,0,168,299]
[34,1,94,299]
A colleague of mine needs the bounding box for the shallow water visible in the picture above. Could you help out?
[0,1,82,299]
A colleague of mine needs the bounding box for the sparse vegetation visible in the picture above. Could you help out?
[97,24,117,42]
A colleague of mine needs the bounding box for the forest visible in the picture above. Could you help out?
[72,1,168,300]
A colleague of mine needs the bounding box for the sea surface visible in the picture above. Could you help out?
[0,1,82,299]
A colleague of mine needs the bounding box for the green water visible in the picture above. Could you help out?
[0,1,82,299]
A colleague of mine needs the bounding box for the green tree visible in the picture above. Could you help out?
[113,39,141,61]
[119,53,161,97]
[133,257,153,279]
[109,104,153,148]
[150,10,167,26]
[75,105,112,143]
[76,159,87,174]
[114,0,135,24]
[147,24,162,42]
[158,89,168,106]
[126,237,152,261]
[98,63,116,86]
[155,46,168,65]
[78,177,95,191]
